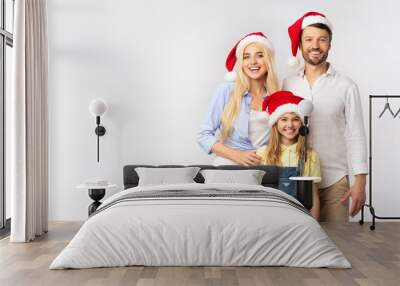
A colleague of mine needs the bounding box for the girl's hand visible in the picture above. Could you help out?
[311,184,320,221]
[232,150,262,166]
[310,205,320,221]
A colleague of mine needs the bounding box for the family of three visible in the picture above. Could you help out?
[197,12,368,222]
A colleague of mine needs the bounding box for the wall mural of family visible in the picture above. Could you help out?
[197,12,368,223]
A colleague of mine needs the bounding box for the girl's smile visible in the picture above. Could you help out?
[276,112,302,145]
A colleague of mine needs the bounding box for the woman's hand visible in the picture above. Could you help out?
[231,150,262,166]
[211,143,261,166]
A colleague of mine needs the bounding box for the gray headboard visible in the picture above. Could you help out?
[123,165,280,189]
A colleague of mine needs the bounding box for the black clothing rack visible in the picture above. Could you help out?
[359,95,400,230]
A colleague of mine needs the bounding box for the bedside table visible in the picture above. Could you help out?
[289,176,320,210]
[76,183,117,216]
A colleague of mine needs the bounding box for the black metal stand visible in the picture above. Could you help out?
[359,95,400,230]
[88,188,105,216]
[297,180,313,210]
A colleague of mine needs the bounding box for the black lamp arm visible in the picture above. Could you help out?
[298,115,311,175]
[94,116,106,162]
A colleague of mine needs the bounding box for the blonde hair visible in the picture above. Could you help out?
[262,122,312,172]
[220,42,279,142]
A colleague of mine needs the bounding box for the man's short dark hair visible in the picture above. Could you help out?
[300,23,332,43]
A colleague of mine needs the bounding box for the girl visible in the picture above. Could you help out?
[197,32,279,166]
[257,90,321,220]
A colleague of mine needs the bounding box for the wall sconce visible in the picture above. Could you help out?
[298,99,314,173]
[290,99,316,210]
[89,98,108,162]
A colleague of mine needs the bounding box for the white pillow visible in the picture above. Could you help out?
[200,169,266,185]
[135,167,200,186]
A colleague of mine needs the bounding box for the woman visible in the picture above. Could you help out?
[256,91,321,220]
[197,32,279,165]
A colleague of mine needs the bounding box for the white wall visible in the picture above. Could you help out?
[48,0,400,221]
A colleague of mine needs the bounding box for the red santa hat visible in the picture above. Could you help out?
[262,90,305,126]
[287,11,333,67]
[224,32,274,81]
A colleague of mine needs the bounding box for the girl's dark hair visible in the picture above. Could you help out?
[300,23,332,42]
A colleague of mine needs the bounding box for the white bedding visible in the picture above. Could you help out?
[50,183,351,269]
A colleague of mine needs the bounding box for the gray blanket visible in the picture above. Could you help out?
[92,188,310,217]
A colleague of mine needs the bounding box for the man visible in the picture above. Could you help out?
[283,12,368,222]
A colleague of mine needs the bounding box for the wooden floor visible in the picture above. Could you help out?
[0,222,399,286]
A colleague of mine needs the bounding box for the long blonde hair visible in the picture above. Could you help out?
[220,42,279,142]
[262,122,311,167]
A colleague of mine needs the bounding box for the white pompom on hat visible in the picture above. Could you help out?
[224,32,274,81]
[287,11,333,67]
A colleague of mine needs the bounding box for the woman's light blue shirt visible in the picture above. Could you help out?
[197,82,269,154]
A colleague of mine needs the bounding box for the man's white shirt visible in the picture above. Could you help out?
[283,64,368,188]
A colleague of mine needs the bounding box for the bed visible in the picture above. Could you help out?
[50,165,351,269]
